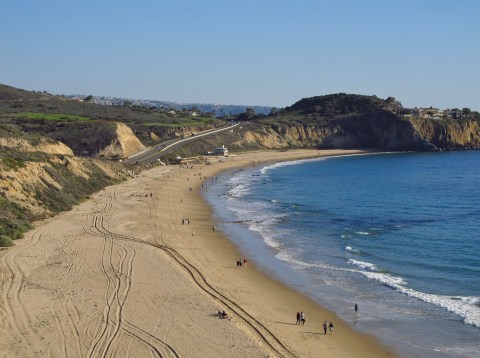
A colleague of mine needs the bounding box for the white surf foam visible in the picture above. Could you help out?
[274,251,480,329]
[275,247,303,264]
[259,151,382,175]
[361,272,480,328]
[249,213,288,250]
[221,157,480,329]
[345,245,359,253]
[348,259,377,271]
[229,184,250,197]
[260,157,328,175]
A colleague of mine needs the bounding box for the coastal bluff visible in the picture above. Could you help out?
[227,94,480,152]
[228,117,480,151]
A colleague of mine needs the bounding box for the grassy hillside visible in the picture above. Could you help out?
[0,84,227,148]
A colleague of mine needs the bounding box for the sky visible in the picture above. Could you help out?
[1,0,479,109]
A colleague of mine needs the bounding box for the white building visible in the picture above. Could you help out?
[213,145,228,157]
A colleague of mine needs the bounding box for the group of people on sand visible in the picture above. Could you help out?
[323,321,334,334]
[182,218,190,225]
[217,310,231,320]
[295,311,305,325]
[296,312,334,334]
[236,258,247,268]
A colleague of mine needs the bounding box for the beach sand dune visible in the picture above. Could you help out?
[0,150,395,357]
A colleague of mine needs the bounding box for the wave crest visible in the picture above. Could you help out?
[345,245,359,253]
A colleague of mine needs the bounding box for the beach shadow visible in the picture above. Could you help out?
[304,331,324,335]
[275,322,298,326]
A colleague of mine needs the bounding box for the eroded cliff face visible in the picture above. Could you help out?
[0,154,125,219]
[230,116,480,152]
[411,118,480,150]
[0,137,74,156]
[98,122,146,158]
[0,122,146,159]
[231,121,420,150]
[0,128,132,243]
[234,125,342,148]
[2,158,75,216]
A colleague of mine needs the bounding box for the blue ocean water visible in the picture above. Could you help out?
[205,151,480,357]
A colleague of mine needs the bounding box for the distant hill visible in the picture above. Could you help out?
[286,93,394,115]
[0,84,52,101]
[66,95,274,117]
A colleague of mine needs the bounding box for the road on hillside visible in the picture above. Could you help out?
[124,122,240,164]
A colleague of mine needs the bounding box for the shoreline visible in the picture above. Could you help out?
[175,149,396,357]
[0,149,395,357]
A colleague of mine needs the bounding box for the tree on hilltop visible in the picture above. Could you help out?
[385,97,402,113]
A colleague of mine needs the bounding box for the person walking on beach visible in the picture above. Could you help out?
[296,312,301,325]
[243,257,248,267]
[300,312,305,325]
[212,225,215,233]
[323,321,328,334]
[329,321,334,334]
[355,303,358,314]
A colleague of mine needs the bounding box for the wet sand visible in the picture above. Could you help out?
[0,149,395,357]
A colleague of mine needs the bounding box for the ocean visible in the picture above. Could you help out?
[205,151,480,358]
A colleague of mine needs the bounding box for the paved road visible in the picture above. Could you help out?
[124,122,239,164]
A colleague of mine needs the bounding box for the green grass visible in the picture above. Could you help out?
[1,112,91,121]
[2,157,26,170]
[0,235,13,247]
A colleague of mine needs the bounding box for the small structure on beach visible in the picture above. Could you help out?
[213,145,229,157]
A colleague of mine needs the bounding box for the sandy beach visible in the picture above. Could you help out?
[0,149,396,357]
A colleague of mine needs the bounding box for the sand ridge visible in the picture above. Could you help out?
[0,149,395,357]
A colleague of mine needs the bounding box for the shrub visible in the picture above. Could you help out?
[0,235,13,247]
[11,229,24,240]
[2,157,25,170]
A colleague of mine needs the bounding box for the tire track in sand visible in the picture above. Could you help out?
[0,227,44,356]
[122,320,179,358]
[46,213,95,358]
[85,193,137,358]
[91,192,181,358]
[99,221,296,358]
[144,179,295,357]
